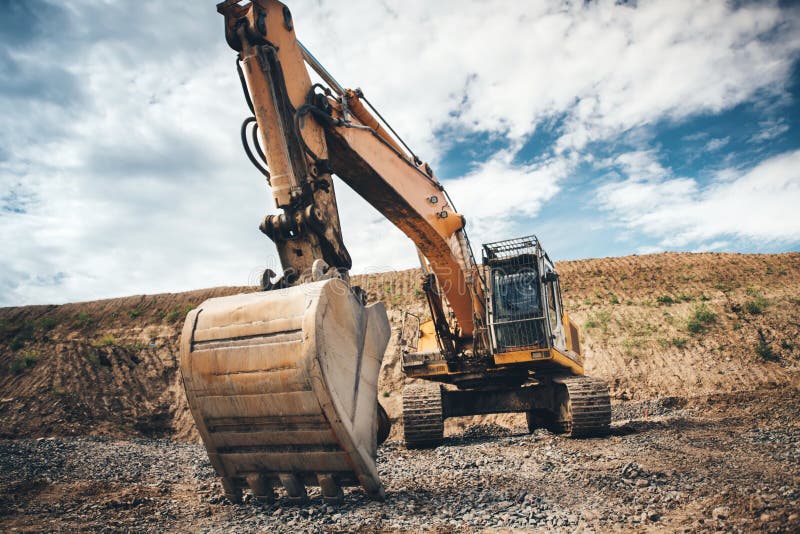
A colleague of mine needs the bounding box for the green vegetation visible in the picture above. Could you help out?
[165,304,194,322]
[625,318,658,339]
[584,309,611,333]
[73,312,91,327]
[39,317,58,331]
[125,341,148,351]
[9,351,38,375]
[86,350,101,365]
[92,333,117,347]
[755,337,776,361]
[8,322,35,351]
[671,337,688,349]
[656,295,675,305]
[743,290,767,315]
[677,294,692,302]
[382,391,390,398]
[609,295,620,304]
[128,309,142,319]
[780,340,793,351]
[621,337,639,359]
[687,303,716,335]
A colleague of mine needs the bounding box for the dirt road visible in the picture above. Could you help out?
[2,387,798,532]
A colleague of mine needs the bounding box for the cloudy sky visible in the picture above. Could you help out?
[2,0,799,306]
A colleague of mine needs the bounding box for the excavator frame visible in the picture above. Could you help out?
[180,0,610,504]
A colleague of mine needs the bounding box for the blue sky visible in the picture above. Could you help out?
[1,0,800,305]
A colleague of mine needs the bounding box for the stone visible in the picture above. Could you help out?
[712,506,730,520]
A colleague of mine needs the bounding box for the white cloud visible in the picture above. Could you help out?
[704,137,731,152]
[1,0,799,305]
[597,150,800,248]
[290,0,800,155]
[750,118,791,143]
[444,150,569,245]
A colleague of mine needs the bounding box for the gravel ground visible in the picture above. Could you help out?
[1,387,799,533]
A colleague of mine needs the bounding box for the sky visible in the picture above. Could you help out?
[1,0,799,306]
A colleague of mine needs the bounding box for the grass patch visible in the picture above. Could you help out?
[73,312,91,327]
[128,309,142,319]
[755,336,776,361]
[744,292,767,315]
[7,322,36,350]
[39,317,58,331]
[165,304,194,323]
[687,303,716,335]
[609,295,619,304]
[656,295,675,305]
[621,337,639,359]
[125,341,148,351]
[10,351,38,374]
[671,337,688,349]
[86,350,101,365]
[584,309,611,333]
[92,333,117,347]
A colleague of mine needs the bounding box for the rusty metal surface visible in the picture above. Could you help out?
[180,279,390,502]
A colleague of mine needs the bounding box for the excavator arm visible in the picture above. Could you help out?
[218,0,485,343]
[179,0,487,504]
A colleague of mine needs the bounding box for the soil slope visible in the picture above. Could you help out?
[1,252,798,441]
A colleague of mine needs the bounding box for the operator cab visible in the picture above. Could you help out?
[482,235,567,356]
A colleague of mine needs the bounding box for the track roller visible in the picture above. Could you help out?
[402,382,444,448]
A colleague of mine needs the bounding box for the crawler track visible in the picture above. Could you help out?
[402,383,444,448]
[556,376,612,437]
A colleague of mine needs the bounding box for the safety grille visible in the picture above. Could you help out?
[483,236,548,353]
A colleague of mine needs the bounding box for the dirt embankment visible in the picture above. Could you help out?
[1,252,798,441]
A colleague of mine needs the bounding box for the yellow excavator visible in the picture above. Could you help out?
[180,0,611,504]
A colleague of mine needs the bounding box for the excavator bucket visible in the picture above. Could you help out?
[179,278,390,503]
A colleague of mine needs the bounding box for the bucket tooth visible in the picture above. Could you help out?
[246,473,275,503]
[317,473,344,504]
[221,477,242,504]
[180,278,391,504]
[279,473,307,502]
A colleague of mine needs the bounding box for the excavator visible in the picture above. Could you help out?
[180,0,611,504]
